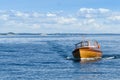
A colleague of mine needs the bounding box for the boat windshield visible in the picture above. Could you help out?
[75,40,99,48]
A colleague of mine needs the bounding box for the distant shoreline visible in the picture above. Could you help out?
[0,32,120,35]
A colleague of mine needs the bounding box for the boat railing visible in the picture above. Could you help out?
[75,40,100,49]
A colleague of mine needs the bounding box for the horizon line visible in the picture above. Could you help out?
[0,32,120,35]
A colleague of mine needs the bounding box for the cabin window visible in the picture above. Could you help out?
[84,41,88,46]
[89,41,98,47]
[81,41,88,47]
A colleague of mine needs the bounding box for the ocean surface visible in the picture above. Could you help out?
[0,34,120,80]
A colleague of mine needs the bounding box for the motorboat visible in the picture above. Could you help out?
[72,40,102,61]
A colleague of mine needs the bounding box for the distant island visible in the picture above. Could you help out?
[0,32,47,36]
[0,32,16,35]
[7,32,16,35]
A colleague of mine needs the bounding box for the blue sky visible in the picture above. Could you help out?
[0,0,120,33]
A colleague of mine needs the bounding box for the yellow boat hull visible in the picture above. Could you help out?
[72,47,102,59]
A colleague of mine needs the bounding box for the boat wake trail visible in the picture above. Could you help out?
[66,56,74,60]
[102,56,115,60]
[66,54,120,63]
[102,54,120,60]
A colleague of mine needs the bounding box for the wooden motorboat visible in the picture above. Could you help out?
[72,40,102,60]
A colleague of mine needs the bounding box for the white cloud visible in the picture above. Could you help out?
[46,13,56,17]
[85,14,93,18]
[15,11,30,18]
[32,24,41,29]
[87,19,95,24]
[108,15,120,21]
[82,18,102,29]
[82,19,95,25]
[79,8,96,13]
[32,12,44,17]
[78,8,110,19]
[0,9,119,33]
[57,17,77,24]
[98,8,110,13]
[93,23,101,28]
[79,8,110,14]
[0,14,9,21]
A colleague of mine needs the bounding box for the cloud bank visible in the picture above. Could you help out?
[0,8,120,33]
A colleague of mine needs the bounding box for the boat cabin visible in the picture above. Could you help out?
[75,40,100,49]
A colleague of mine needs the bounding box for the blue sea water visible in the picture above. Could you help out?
[0,34,120,80]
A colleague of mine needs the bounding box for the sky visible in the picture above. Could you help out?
[0,0,120,33]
